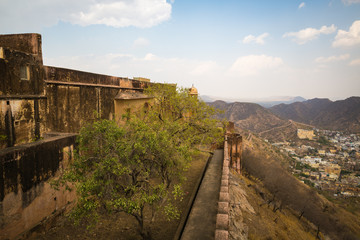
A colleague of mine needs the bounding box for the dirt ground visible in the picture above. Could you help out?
[28,152,209,240]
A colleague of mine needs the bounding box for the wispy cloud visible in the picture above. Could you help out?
[283,24,336,44]
[342,0,360,5]
[242,33,269,45]
[332,20,360,47]
[315,54,350,63]
[133,37,150,47]
[0,0,172,31]
[349,58,360,66]
[298,2,306,9]
[229,55,284,76]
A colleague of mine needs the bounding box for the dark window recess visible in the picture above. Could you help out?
[20,65,30,80]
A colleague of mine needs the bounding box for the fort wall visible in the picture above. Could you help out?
[0,34,149,148]
[0,33,151,238]
[43,66,149,132]
[0,133,77,239]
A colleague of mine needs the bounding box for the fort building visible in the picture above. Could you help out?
[0,33,154,239]
[297,129,315,140]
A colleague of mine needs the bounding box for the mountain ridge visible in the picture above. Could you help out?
[270,96,360,133]
[201,95,306,107]
[208,100,287,133]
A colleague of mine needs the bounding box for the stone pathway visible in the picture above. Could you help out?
[181,149,223,240]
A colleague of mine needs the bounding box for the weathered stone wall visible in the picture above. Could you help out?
[297,129,315,140]
[0,133,77,239]
[43,66,149,133]
[114,98,151,124]
[0,47,44,96]
[0,46,45,149]
[0,33,153,239]
[0,33,42,63]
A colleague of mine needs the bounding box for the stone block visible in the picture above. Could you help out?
[222,168,229,175]
[218,202,229,214]
[220,186,229,193]
[216,214,229,230]
[219,192,229,202]
[221,174,229,181]
[215,230,228,240]
[221,180,228,186]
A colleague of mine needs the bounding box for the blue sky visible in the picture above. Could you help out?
[1,0,360,100]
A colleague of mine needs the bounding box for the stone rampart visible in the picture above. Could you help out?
[0,133,77,239]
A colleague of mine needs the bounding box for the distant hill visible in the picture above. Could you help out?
[270,97,360,133]
[201,95,306,107]
[256,96,306,108]
[208,100,287,133]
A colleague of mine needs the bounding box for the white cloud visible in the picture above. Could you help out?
[143,53,158,61]
[133,37,150,47]
[332,20,360,47]
[0,0,172,32]
[242,33,269,45]
[349,58,360,66]
[342,0,360,5]
[229,55,284,76]
[283,24,337,44]
[315,54,350,63]
[298,2,306,9]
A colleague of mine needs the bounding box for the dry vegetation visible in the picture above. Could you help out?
[229,172,320,240]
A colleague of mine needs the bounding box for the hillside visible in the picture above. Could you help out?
[237,129,360,239]
[208,100,287,133]
[270,97,360,133]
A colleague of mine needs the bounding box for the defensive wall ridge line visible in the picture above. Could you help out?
[215,136,230,239]
[215,128,242,239]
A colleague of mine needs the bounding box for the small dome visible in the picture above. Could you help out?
[189,85,198,95]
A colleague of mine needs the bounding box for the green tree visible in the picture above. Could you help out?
[54,84,224,239]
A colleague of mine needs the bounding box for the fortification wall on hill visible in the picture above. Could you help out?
[0,33,149,148]
[0,33,151,239]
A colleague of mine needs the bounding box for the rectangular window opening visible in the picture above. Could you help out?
[0,47,4,59]
[20,65,30,80]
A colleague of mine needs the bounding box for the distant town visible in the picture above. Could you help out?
[270,129,360,198]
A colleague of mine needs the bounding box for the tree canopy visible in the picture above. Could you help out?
[54,84,224,239]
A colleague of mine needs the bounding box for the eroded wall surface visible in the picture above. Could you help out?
[0,41,45,149]
[44,66,148,133]
[0,134,77,239]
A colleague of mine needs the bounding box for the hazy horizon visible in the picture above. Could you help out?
[200,94,360,102]
[1,0,359,100]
